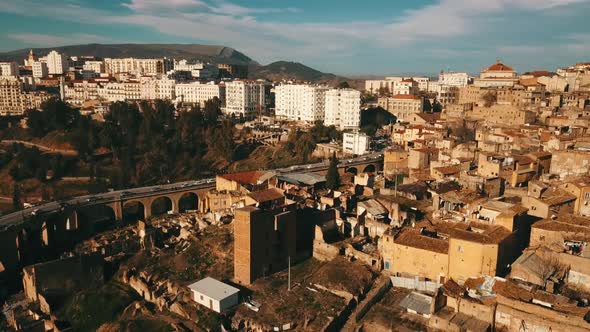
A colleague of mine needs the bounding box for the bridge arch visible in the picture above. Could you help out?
[178,192,199,213]
[151,196,173,216]
[75,204,116,234]
[363,164,376,174]
[345,167,358,175]
[123,200,145,222]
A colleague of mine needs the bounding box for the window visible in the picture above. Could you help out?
[540,236,545,241]
[457,245,464,253]
[385,261,390,270]
[200,295,204,300]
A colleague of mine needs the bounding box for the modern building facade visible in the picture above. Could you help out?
[46,51,67,75]
[0,62,19,77]
[224,81,266,118]
[324,88,361,130]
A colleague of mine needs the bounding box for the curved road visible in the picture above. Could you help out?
[0,152,383,228]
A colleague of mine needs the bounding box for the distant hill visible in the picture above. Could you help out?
[0,43,255,65]
[249,61,346,83]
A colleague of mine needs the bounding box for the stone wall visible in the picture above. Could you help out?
[550,150,590,178]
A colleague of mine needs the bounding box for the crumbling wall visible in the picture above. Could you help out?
[550,151,590,178]
[23,255,104,304]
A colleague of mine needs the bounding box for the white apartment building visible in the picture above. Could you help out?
[343,132,370,155]
[0,77,51,116]
[32,61,48,79]
[173,60,219,80]
[104,58,172,75]
[175,81,225,107]
[275,84,328,122]
[409,77,430,91]
[140,77,176,100]
[98,81,141,102]
[438,71,470,87]
[82,61,105,74]
[365,76,424,94]
[427,82,460,106]
[65,80,101,106]
[46,50,67,75]
[0,62,19,77]
[393,79,419,95]
[325,88,361,130]
[224,81,265,118]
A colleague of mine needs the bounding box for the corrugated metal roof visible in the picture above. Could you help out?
[399,292,433,315]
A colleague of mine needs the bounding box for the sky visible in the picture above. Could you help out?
[0,0,589,76]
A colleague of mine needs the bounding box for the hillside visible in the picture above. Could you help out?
[249,61,347,84]
[0,43,255,65]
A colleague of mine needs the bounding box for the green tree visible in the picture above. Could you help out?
[432,100,443,113]
[423,99,432,113]
[325,152,340,190]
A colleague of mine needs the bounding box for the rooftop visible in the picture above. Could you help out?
[484,61,514,72]
[187,277,240,301]
[218,171,274,186]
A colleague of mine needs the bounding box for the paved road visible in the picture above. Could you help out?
[0,152,383,228]
[1,140,78,156]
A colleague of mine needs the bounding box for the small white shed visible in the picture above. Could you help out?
[188,277,240,313]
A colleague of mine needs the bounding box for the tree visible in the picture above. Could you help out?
[326,152,340,190]
[12,183,21,210]
[423,99,432,113]
[337,81,350,89]
[432,100,443,113]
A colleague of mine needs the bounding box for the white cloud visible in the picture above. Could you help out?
[0,0,589,66]
[7,33,113,47]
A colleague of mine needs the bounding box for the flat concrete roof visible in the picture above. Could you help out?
[188,277,239,301]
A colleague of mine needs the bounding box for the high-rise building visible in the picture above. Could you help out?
[46,50,68,75]
[0,77,51,116]
[0,62,19,77]
[274,84,328,122]
[224,81,265,118]
[324,88,361,130]
[32,61,48,79]
[104,58,172,75]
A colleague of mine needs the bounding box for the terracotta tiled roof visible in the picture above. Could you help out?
[395,228,449,254]
[485,62,514,72]
[392,94,422,100]
[219,171,271,185]
[248,188,284,203]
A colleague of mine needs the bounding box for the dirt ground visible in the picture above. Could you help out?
[233,257,378,331]
[356,287,430,332]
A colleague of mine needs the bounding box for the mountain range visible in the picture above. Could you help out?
[0,43,348,84]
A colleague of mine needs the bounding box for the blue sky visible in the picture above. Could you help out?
[1,0,589,75]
